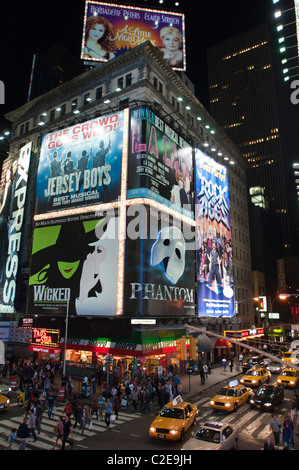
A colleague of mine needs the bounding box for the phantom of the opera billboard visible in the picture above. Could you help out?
[28,209,119,316]
[35,111,124,215]
[123,204,195,317]
[128,106,194,219]
[0,142,32,313]
[195,149,234,317]
[81,1,186,71]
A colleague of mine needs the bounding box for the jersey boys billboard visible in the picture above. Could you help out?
[128,106,194,219]
[195,149,234,318]
[81,1,186,71]
[35,112,124,215]
[28,210,119,316]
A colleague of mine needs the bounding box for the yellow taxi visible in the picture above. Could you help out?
[209,381,253,412]
[0,393,10,411]
[240,367,271,387]
[149,396,198,442]
[282,351,299,365]
[277,368,299,388]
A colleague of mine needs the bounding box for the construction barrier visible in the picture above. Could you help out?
[10,377,17,391]
[57,387,65,402]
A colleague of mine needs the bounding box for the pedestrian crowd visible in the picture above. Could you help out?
[266,392,299,450]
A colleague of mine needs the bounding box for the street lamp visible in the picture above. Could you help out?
[234,297,258,371]
[63,298,70,376]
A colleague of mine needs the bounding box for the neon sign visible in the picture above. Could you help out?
[31,328,60,348]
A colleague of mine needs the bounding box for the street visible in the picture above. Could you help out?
[0,368,297,453]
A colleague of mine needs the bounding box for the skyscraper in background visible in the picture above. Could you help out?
[207,23,299,260]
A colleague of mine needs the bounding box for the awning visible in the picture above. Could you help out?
[196,334,213,352]
[214,338,233,349]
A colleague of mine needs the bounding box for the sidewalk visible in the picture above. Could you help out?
[180,365,240,402]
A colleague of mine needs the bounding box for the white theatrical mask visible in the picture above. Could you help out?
[151,226,186,284]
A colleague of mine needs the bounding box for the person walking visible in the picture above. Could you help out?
[282,422,293,450]
[270,414,281,446]
[52,417,64,450]
[61,415,74,450]
[28,410,37,442]
[200,367,205,385]
[264,437,275,450]
[81,403,92,435]
[36,402,43,435]
[47,391,55,419]
[6,428,17,450]
[74,400,83,429]
[105,398,113,429]
[17,417,30,450]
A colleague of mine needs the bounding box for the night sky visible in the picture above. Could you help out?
[0,0,273,131]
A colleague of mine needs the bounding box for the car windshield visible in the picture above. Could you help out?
[160,407,184,419]
[283,353,292,358]
[246,370,260,376]
[281,371,296,377]
[194,427,221,443]
[218,387,237,397]
[256,389,273,398]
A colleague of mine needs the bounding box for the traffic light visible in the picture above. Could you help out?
[176,337,187,361]
[259,296,267,312]
[189,337,199,360]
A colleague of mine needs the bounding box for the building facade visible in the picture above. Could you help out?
[1,41,254,375]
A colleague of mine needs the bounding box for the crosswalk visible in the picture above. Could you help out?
[192,395,292,442]
[0,404,143,450]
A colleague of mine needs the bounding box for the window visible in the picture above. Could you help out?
[96,86,103,100]
[83,92,91,106]
[125,73,132,87]
[50,109,55,121]
[60,104,66,116]
[71,98,78,109]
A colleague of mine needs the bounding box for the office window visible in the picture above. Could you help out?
[96,86,103,100]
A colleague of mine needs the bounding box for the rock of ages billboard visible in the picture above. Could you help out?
[28,209,119,316]
[0,142,32,313]
[124,204,195,317]
[128,106,194,219]
[35,112,124,215]
[195,149,235,317]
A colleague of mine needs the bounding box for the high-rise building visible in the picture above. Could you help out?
[207,23,295,255]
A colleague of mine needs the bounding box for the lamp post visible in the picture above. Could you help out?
[63,298,70,376]
[233,297,259,372]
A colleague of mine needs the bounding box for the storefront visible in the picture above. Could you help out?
[61,327,185,383]
[224,327,264,354]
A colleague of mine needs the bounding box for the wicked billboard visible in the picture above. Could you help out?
[27,209,119,316]
[35,111,124,215]
[128,106,194,219]
[124,203,195,317]
[195,148,235,318]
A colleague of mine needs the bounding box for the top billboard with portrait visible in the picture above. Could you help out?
[81,1,186,71]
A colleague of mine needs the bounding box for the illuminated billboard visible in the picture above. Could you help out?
[128,106,194,219]
[81,1,186,71]
[35,111,125,215]
[124,204,195,317]
[195,148,234,317]
[28,209,119,316]
[0,142,32,313]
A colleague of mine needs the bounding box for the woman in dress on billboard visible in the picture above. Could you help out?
[159,26,183,68]
[83,16,116,61]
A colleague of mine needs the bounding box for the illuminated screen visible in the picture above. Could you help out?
[31,328,60,348]
[28,209,119,317]
[35,111,124,215]
[0,142,32,313]
[195,148,235,317]
[295,0,299,57]
[124,204,195,317]
[81,1,186,71]
[128,106,193,219]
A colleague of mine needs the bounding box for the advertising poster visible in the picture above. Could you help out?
[128,106,194,218]
[35,111,124,215]
[0,142,32,313]
[195,148,234,317]
[28,209,119,316]
[81,1,186,71]
[124,204,195,317]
